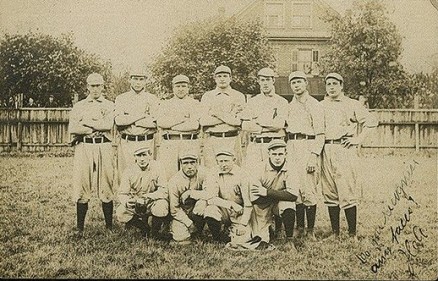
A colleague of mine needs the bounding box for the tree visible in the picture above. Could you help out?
[320,0,413,108]
[0,32,111,107]
[149,17,276,100]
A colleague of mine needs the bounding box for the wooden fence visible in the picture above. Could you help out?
[0,108,437,153]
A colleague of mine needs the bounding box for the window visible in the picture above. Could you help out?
[291,49,319,74]
[291,2,312,28]
[266,2,285,28]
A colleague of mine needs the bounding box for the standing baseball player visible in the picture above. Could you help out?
[168,152,209,245]
[116,147,169,239]
[200,149,253,248]
[241,67,288,168]
[321,72,377,240]
[286,71,325,241]
[68,73,115,237]
[114,68,160,185]
[200,65,246,168]
[157,74,201,180]
[249,139,299,250]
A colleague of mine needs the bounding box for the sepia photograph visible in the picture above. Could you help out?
[0,0,437,280]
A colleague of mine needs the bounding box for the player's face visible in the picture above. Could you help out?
[173,82,189,99]
[214,73,231,89]
[268,147,287,167]
[180,159,198,177]
[290,78,307,96]
[258,76,275,95]
[135,151,152,169]
[130,76,147,92]
[87,84,104,99]
[325,78,343,99]
[216,155,234,173]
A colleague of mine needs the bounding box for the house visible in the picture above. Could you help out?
[234,0,339,101]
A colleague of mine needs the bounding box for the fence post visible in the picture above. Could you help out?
[17,109,22,151]
[414,94,420,152]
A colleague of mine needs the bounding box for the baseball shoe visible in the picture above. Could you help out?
[306,230,317,242]
[71,229,84,239]
[255,241,276,251]
[295,227,305,239]
[349,234,359,242]
[322,233,340,242]
[170,239,192,246]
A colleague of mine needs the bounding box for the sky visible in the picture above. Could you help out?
[0,0,437,74]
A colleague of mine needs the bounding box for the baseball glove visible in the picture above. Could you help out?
[134,197,152,216]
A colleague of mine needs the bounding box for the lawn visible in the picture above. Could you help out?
[0,154,436,280]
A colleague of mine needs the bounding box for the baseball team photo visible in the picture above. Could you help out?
[0,0,437,280]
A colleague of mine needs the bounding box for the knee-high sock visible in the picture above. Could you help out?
[281,209,296,238]
[296,203,305,229]
[191,214,205,234]
[127,215,149,235]
[344,206,357,236]
[205,217,222,241]
[274,215,283,232]
[151,216,166,236]
[102,201,113,229]
[306,205,317,230]
[76,202,88,231]
[328,206,340,235]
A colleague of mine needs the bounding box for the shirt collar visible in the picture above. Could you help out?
[86,95,104,102]
[292,91,310,104]
[261,90,277,98]
[325,92,345,102]
[266,160,288,172]
[215,87,232,96]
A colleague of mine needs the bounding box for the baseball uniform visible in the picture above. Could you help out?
[168,162,209,242]
[241,90,288,168]
[201,153,253,246]
[114,89,160,184]
[200,66,246,168]
[68,73,115,234]
[321,72,378,238]
[286,71,325,240]
[249,158,298,242]
[157,76,201,180]
[116,155,169,238]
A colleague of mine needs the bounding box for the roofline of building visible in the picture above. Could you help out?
[268,36,331,42]
[233,0,341,18]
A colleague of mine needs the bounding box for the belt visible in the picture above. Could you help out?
[208,131,239,138]
[80,136,111,144]
[287,133,316,140]
[325,139,343,144]
[162,133,198,140]
[250,136,284,143]
[121,133,154,141]
[325,138,357,145]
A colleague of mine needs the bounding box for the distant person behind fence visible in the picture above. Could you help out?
[44,94,59,107]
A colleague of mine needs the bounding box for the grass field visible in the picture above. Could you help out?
[0,154,436,280]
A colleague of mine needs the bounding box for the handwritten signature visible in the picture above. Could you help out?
[354,159,429,277]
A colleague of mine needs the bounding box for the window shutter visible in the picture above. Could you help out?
[291,49,298,71]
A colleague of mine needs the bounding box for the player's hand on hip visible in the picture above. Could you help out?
[306,153,318,173]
